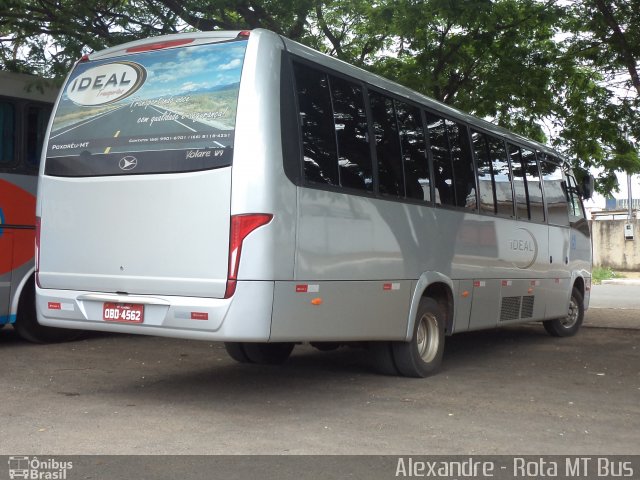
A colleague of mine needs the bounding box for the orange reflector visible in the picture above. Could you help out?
[311,298,323,306]
[528,288,534,294]
[461,291,469,298]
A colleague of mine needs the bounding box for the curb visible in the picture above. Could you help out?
[600,279,640,285]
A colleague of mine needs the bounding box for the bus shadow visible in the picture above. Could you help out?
[97,324,553,402]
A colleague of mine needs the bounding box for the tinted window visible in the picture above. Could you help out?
[488,136,513,217]
[447,120,476,210]
[370,92,403,196]
[523,149,544,222]
[25,105,52,170]
[471,131,496,214]
[540,157,569,226]
[508,144,529,220]
[330,76,373,192]
[396,101,430,202]
[294,63,339,186]
[46,40,247,176]
[0,101,16,166]
[425,113,453,206]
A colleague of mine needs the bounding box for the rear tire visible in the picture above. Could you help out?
[224,342,251,363]
[391,297,445,378]
[543,287,584,337]
[14,280,82,344]
[242,342,295,365]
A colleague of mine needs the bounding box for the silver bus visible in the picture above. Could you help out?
[36,29,592,376]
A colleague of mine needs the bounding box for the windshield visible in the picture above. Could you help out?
[45,39,247,176]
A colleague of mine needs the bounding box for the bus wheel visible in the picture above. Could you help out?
[14,282,82,343]
[243,342,295,365]
[224,342,251,363]
[543,287,584,337]
[392,297,445,378]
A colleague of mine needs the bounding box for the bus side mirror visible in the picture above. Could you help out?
[581,175,594,199]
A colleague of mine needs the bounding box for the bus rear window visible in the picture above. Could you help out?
[45,39,247,176]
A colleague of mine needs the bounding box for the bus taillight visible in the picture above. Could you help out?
[35,216,41,287]
[225,213,273,299]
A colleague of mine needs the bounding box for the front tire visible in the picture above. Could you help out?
[543,287,584,337]
[391,297,445,378]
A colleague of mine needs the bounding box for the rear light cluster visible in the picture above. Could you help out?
[224,214,273,298]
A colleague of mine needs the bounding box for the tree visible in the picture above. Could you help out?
[0,0,637,193]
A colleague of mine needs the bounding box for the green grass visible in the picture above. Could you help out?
[592,266,625,284]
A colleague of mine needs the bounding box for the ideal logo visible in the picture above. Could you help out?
[67,61,146,106]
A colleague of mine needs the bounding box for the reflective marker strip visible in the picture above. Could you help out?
[502,280,512,287]
[383,283,401,291]
[190,312,208,320]
[296,284,319,293]
[48,302,61,310]
[530,280,540,286]
[61,303,74,311]
[473,281,486,288]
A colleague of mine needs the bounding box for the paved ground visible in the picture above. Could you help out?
[0,296,638,456]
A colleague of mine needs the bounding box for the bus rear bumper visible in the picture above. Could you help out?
[35,281,274,342]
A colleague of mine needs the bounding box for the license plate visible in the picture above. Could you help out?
[103,303,144,323]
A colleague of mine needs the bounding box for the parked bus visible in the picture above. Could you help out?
[0,71,79,342]
[35,30,592,376]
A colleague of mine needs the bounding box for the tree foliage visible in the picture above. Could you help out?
[0,0,638,194]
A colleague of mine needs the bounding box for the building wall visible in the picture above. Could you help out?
[591,219,640,270]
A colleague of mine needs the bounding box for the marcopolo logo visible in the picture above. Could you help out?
[8,456,73,479]
[67,61,146,106]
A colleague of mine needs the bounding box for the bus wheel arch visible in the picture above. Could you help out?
[14,273,82,343]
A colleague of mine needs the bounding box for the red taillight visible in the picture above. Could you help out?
[224,214,273,298]
[126,38,195,53]
[35,216,41,287]
[79,54,90,63]
[237,30,251,38]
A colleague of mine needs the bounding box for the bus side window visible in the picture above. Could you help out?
[523,148,544,222]
[25,105,51,171]
[329,75,373,192]
[508,143,530,220]
[293,62,340,186]
[425,112,453,206]
[369,91,403,197]
[0,101,16,168]
[540,156,570,227]
[447,120,476,210]
[395,100,430,202]
[471,130,496,215]
[488,136,514,217]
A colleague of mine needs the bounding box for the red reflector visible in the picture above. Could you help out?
[473,281,481,287]
[190,312,208,320]
[48,302,61,310]
[296,284,308,293]
[126,38,195,53]
[383,283,392,291]
[224,214,273,298]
